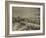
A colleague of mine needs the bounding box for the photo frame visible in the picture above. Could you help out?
[5,1,45,37]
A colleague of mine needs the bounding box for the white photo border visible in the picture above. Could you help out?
[9,4,43,34]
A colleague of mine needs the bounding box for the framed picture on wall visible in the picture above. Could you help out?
[5,1,45,37]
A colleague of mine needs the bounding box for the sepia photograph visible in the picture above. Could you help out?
[12,7,40,31]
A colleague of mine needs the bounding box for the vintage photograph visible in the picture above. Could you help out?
[12,7,40,31]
